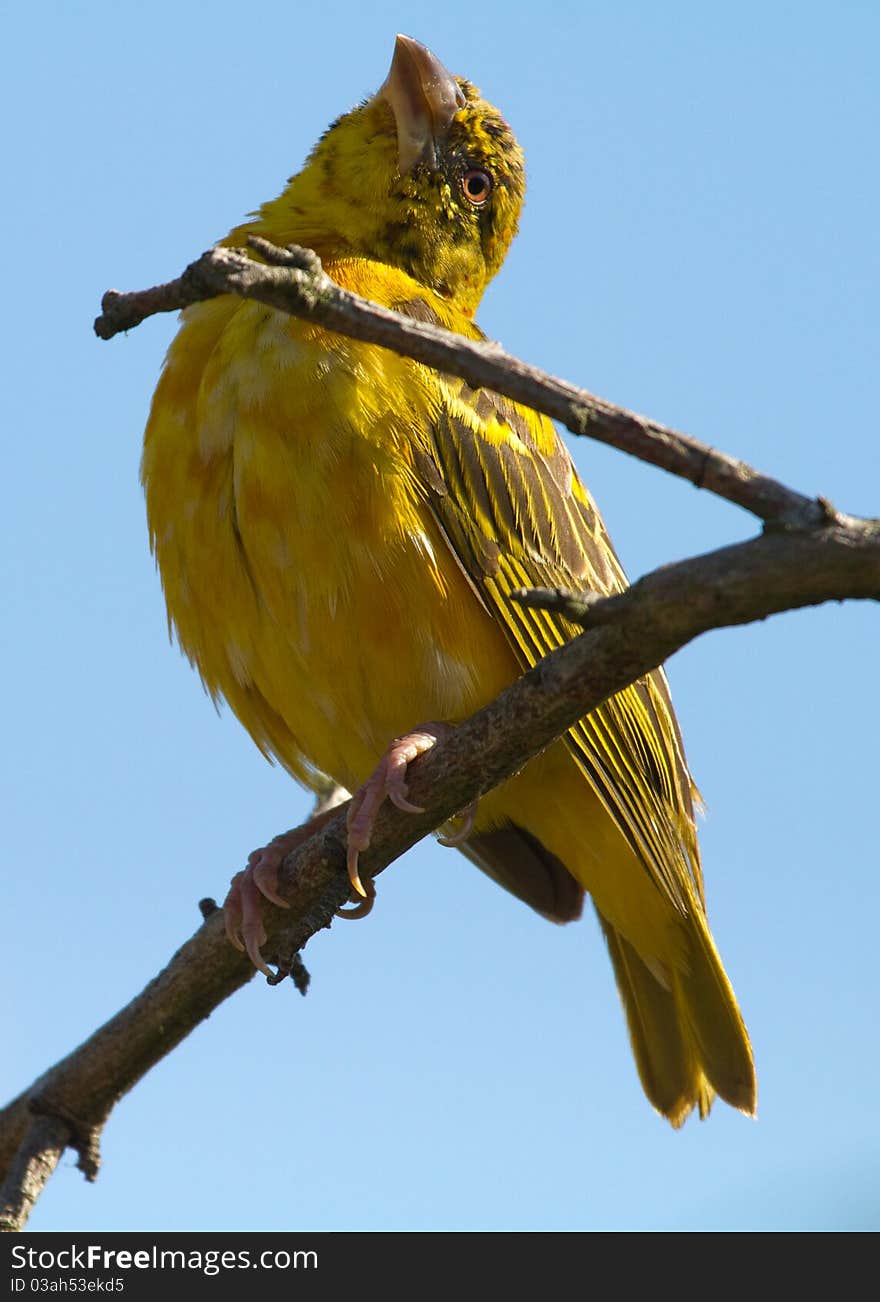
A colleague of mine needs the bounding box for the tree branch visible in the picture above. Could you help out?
[0,1115,71,1233]
[95,239,830,529]
[3,516,877,1209]
[5,238,871,1225]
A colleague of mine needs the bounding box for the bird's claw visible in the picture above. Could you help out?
[345,725,444,897]
[224,723,467,970]
[336,877,378,920]
[223,827,310,977]
[437,799,478,847]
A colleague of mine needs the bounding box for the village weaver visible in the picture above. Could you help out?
[141,35,756,1126]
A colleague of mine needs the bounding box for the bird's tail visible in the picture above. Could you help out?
[598,907,756,1127]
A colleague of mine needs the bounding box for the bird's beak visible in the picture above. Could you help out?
[377,34,466,173]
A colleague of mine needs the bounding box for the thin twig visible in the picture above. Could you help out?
[95,240,828,529]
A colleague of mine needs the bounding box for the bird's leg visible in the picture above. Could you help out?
[224,806,340,975]
[345,721,467,899]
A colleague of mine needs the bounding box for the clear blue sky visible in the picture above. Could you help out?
[3,0,878,1231]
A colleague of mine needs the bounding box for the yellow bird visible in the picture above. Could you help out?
[141,35,756,1126]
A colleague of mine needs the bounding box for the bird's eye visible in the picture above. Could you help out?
[460,169,493,206]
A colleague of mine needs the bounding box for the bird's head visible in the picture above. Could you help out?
[248,36,525,316]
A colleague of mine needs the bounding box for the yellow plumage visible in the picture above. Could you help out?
[141,36,755,1125]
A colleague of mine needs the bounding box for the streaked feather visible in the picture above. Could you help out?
[397,297,704,915]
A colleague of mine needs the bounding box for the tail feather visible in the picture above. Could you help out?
[599,913,712,1126]
[599,907,756,1126]
[676,907,757,1116]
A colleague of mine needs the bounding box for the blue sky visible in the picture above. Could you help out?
[3,0,878,1231]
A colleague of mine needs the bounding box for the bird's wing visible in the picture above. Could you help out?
[397,300,704,912]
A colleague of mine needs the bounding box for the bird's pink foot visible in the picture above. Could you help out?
[225,721,473,970]
[335,876,377,920]
[345,721,462,899]
[224,813,336,975]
